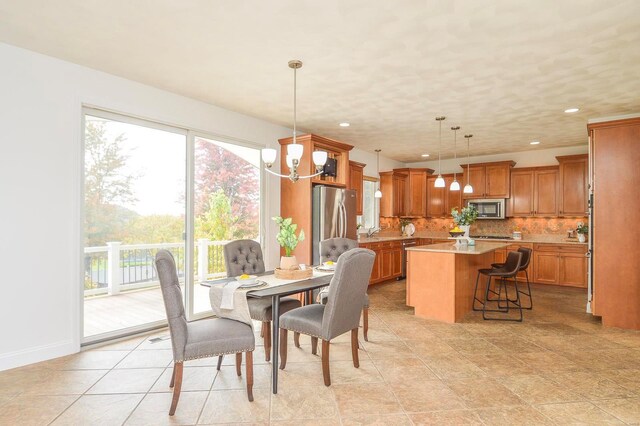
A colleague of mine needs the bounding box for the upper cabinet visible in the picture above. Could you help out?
[426,174,462,218]
[509,167,559,217]
[348,161,366,215]
[461,161,515,199]
[380,168,433,217]
[380,170,406,217]
[557,154,588,217]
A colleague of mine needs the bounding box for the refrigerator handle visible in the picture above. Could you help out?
[338,202,344,239]
[342,203,347,238]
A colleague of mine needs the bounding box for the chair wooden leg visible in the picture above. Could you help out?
[321,340,331,386]
[260,322,264,338]
[264,321,271,362]
[294,332,301,348]
[216,355,223,371]
[362,307,369,342]
[246,351,254,402]
[235,352,242,376]
[169,364,175,388]
[311,336,318,355]
[279,329,288,370]
[351,329,360,368]
[169,362,183,416]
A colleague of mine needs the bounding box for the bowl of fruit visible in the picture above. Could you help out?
[322,260,337,270]
[236,274,258,285]
[449,226,465,237]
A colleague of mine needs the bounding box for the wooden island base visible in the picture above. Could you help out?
[406,242,509,323]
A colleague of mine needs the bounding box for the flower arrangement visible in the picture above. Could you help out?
[451,205,478,226]
[273,216,305,257]
[576,222,588,234]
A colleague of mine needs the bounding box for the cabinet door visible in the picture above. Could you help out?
[392,248,403,277]
[509,170,534,216]
[463,166,486,198]
[379,174,394,217]
[494,248,507,266]
[559,157,588,216]
[393,176,406,216]
[559,253,587,287]
[534,169,559,216]
[381,249,393,280]
[486,164,511,198]
[407,171,427,216]
[369,249,381,283]
[533,252,559,284]
[348,162,364,215]
[445,175,463,215]
[427,176,446,217]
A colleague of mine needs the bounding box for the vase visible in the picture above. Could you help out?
[280,255,298,270]
[578,234,586,243]
[459,225,471,238]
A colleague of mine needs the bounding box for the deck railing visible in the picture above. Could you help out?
[84,239,237,297]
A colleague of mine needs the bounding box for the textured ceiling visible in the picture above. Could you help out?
[1,0,639,162]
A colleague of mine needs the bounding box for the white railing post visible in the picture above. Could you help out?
[198,238,210,281]
[106,242,121,295]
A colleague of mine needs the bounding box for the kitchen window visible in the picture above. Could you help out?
[359,177,379,231]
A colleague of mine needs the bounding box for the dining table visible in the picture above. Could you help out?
[202,268,334,394]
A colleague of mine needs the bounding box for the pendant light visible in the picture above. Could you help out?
[463,134,474,194]
[374,149,382,198]
[261,60,328,182]
[450,126,461,191]
[434,116,446,188]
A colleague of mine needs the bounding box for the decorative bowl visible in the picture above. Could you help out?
[236,274,257,285]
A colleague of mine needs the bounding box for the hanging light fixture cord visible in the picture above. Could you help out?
[293,64,297,144]
[452,126,460,181]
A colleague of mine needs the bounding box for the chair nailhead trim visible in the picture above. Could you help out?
[176,347,255,363]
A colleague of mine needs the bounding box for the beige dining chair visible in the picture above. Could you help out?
[319,237,370,341]
[155,250,255,415]
[278,248,375,386]
[223,239,301,361]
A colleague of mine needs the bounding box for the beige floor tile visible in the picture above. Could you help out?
[547,371,637,401]
[198,388,270,424]
[0,367,57,395]
[333,383,402,416]
[409,410,483,425]
[371,357,438,383]
[0,394,78,426]
[361,340,414,359]
[125,391,208,425]
[390,380,465,412]
[420,353,486,379]
[87,368,164,394]
[445,377,525,409]
[486,336,546,353]
[271,420,340,426]
[474,405,552,425]
[502,374,582,404]
[277,361,326,388]
[51,393,144,425]
[404,338,458,356]
[44,350,130,370]
[341,413,412,425]
[270,385,337,421]
[89,336,146,351]
[463,353,537,376]
[594,397,640,424]
[116,349,174,368]
[443,337,503,355]
[516,351,581,373]
[601,368,640,393]
[136,335,173,350]
[150,366,217,392]
[536,401,624,425]
[212,364,271,390]
[23,369,108,395]
[360,327,400,341]
[325,359,384,385]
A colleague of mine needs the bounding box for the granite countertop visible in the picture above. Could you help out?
[359,232,587,245]
[406,241,510,255]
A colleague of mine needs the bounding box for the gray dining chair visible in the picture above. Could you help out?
[278,248,375,386]
[318,238,370,341]
[223,239,301,361]
[155,250,255,415]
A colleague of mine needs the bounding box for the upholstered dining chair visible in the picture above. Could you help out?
[318,238,370,341]
[223,239,301,361]
[155,250,255,415]
[278,248,375,386]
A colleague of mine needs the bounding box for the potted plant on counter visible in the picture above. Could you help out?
[273,216,305,270]
[451,205,478,238]
[576,222,588,243]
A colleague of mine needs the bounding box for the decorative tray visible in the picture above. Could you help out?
[274,267,313,280]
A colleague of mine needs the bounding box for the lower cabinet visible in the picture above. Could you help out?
[359,240,404,284]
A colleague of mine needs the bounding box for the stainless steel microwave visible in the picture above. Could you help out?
[467,199,506,219]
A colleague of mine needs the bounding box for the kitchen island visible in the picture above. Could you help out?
[406,241,509,323]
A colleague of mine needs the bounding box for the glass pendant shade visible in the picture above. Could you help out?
[374,189,382,198]
[463,183,473,194]
[312,150,328,166]
[261,148,277,166]
[285,155,293,168]
[287,143,304,162]
[434,175,445,188]
[450,179,460,191]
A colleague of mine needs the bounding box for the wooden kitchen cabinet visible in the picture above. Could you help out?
[402,168,431,217]
[533,243,587,287]
[359,240,403,284]
[446,175,463,212]
[493,243,534,281]
[462,161,515,199]
[508,167,558,217]
[380,168,433,217]
[559,253,588,288]
[533,251,560,284]
[534,168,559,216]
[348,160,366,215]
[509,170,535,216]
[427,176,446,217]
[557,154,588,217]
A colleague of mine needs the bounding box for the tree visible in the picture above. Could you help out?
[195,190,238,241]
[84,120,137,246]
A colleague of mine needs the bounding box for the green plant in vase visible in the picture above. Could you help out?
[273,216,305,269]
[451,205,478,237]
[576,222,588,243]
[399,218,412,236]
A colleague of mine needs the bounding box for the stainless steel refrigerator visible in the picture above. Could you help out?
[312,186,358,265]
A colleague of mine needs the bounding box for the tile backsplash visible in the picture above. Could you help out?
[380,216,588,236]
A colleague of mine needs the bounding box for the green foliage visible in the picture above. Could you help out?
[451,205,479,226]
[576,222,589,234]
[196,190,239,241]
[123,214,185,244]
[273,216,305,257]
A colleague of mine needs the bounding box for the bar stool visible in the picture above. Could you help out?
[491,247,533,310]
[473,251,524,322]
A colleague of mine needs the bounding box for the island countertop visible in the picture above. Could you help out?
[406,241,510,255]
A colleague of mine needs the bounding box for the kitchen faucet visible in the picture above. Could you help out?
[367,227,380,238]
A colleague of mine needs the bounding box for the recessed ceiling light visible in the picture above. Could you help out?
[530,141,541,145]
[339,122,350,127]
[421,154,430,157]
[564,108,579,113]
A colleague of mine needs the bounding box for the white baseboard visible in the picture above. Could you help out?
[0,340,78,372]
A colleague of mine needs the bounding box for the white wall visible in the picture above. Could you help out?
[349,147,405,177]
[408,145,589,174]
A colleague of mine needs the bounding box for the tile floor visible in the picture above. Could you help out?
[1,282,640,425]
